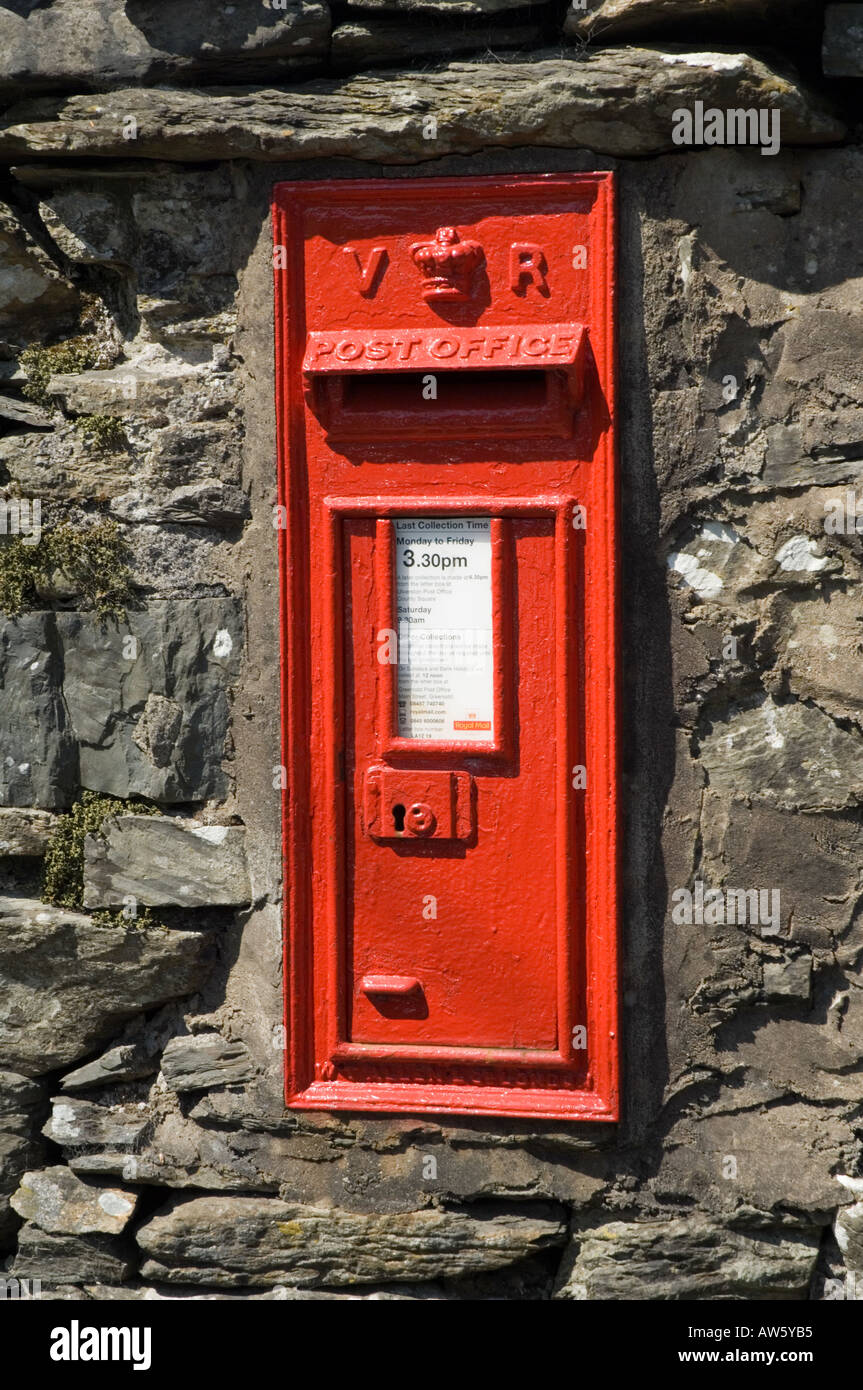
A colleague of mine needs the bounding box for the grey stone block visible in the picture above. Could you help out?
[0,614,77,809]
[554,1218,820,1300]
[58,599,243,803]
[698,696,863,813]
[83,816,250,908]
[137,1195,566,1287]
[60,1045,157,1093]
[0,895,210,1076]
[12,1223,135,1284]
[44,1099,151,1151]
[11,1167,138,1235]
[0,808,57,856]
[160,1034,256,1093]
[0,1,330,99]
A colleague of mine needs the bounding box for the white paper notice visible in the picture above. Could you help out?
[395,517,494,743]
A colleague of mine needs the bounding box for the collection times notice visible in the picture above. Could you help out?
[395,517,494,743]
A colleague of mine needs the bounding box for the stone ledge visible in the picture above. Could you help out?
[0,49,844,164]
[136,1194,567,1287]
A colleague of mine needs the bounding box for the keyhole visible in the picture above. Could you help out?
[392,803,406,833]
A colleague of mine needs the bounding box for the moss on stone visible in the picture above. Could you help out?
[0,518,135,620]
[42,789,162,931]
[0,539,40,616]
[19,336,105,408]
[75,413,128,453]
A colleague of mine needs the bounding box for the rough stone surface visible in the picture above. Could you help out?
[0,615,77,809]
[11,1167,138,1236]
[12,1223,135,1284]
[0,895,210,1076]
[160,1034,256,1093]
[0,52,843,163]
[44,1098,151,1151]
[60,1044,157,1093]
[697,696,863,813]
[83,816,251,908]
[58,600,243,803]
[0,1072,44,1250]
[0,1,330,99]
[554,1219,821,1300]
[0,601,242,809]
[0,201,81,341]
[835,1177,863,1271]
[136,1196,567,1287]
[823,4,863,76]
[0,808,57,856]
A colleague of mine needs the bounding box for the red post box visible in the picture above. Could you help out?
[273,173,619,1120]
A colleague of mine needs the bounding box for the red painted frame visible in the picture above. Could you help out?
[273,174,620,1121]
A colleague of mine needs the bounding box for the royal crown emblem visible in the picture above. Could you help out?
[409,226,485,302]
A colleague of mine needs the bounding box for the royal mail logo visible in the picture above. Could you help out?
[453,720,491,731]
[304,324,585,373]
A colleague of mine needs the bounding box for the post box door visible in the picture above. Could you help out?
[273,173,619,1121]
[347,511,562,1051]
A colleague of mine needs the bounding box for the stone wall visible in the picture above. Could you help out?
[1,0,863,1300]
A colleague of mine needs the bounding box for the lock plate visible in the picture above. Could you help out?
[363,766,473,842]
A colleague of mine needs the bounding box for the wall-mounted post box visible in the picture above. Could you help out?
[273,173,619,1121]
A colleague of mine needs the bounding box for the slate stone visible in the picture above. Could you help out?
[0,1072,43,1124]
[61,1044,157,1093]
[762,955,812,1003]
[698,695,863,812]
[11,1167,138,1235]
[39,189,135,267]
[0,51,843,163]
[835,1176,863,1270]
[44,1099,151,1150]
[12,1223,135,1284]
[0,394,54,427]
[154,481,250,529]
[0,0,330,100]
[554,1218,820,1300]
[83,817,251,909]
[136,1195,567,1287]
[0,614,77,809]
[160,1034,256,1093]
[57,599,243,803]
[0,895,209,1076]
[0,1072,44,1250]
[0,808,57,856]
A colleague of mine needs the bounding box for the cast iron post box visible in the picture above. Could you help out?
[273,173,619,1120]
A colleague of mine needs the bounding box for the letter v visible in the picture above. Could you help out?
[343,246,388,296]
